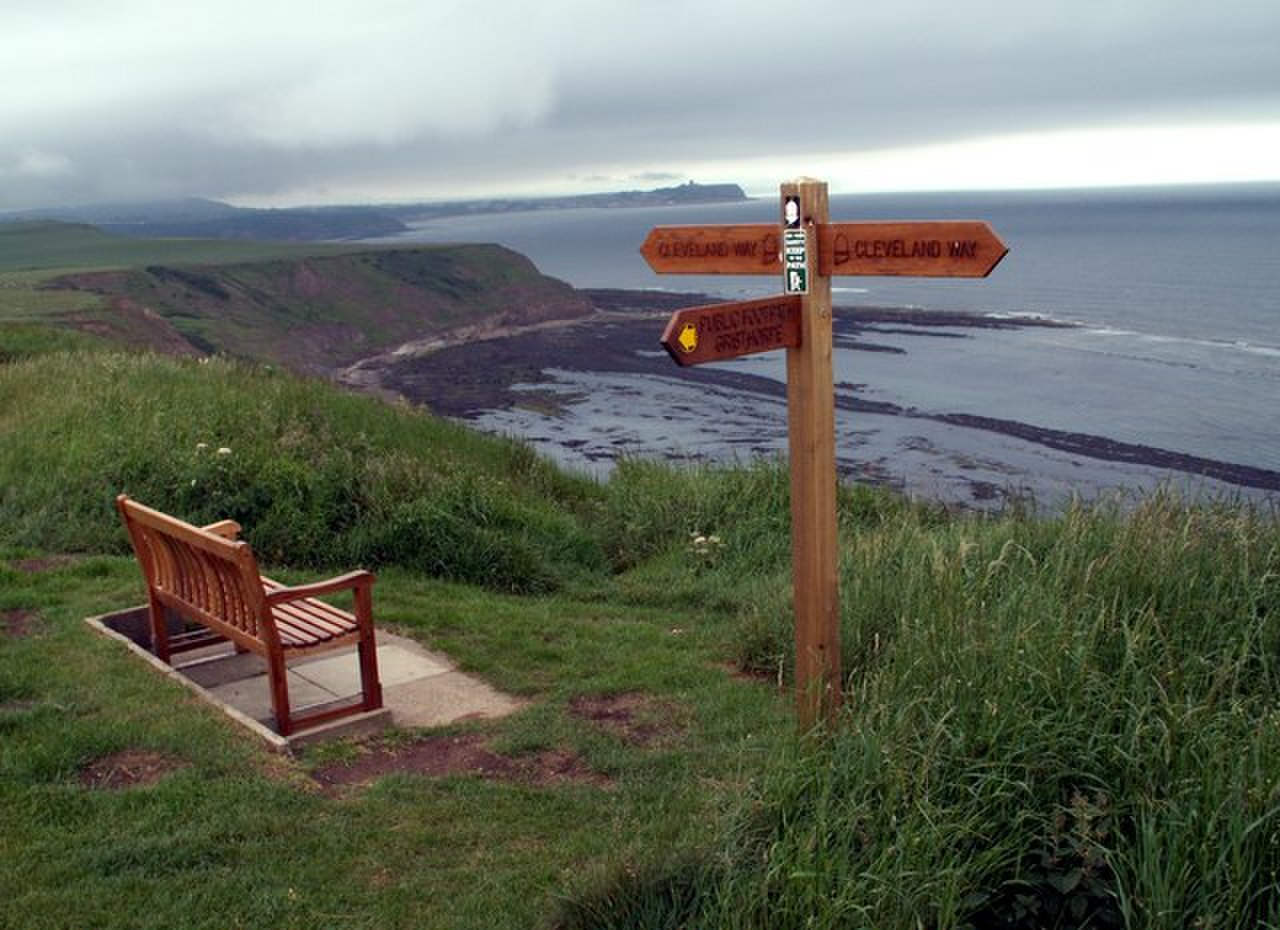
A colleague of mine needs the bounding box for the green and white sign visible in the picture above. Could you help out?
[783,228,808,294]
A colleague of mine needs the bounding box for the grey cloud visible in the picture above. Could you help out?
[2,0,1279,209]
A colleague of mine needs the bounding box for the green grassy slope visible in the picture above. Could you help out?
[0,351,603,593]
[0,345,792,928]
[0,222,592,372]
[5,330,1280,927]
[51,245,591,371]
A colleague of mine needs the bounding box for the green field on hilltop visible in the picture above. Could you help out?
[4,339,1280,928]
[0,221,588,370]
[0,221,366,355]
[0,220,358,274]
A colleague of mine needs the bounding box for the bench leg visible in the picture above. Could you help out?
[147,592,171,663]
[355,585,383,712]
[266,651,293,736]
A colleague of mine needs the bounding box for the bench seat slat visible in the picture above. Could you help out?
[264,584,351,634]
[276,602,351,638]
[272,605,358,648]
[262,579,356,641]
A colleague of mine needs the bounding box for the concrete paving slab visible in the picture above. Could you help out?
[387,669,525,729]
[293,644,451,692]
[86,608,524,749]
[207,670,337,724]
[179,650,264,688]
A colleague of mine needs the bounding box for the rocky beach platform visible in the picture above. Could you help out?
[345,288,1280,508]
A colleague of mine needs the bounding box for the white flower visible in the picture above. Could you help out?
[216,447,231,456]
[196,442,208,451]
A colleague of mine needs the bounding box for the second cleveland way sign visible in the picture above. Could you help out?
[642,178,1008,730]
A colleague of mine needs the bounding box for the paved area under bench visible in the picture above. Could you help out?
[87,607,524,750]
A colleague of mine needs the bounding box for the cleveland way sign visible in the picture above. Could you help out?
[641,220,1005,278]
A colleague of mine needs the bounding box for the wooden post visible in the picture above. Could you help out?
[782,178,841,729]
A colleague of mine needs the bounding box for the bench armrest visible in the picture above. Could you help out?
[264,570,376,606]
[201,519,242,539]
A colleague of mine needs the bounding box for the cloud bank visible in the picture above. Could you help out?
[3,0,1279,208]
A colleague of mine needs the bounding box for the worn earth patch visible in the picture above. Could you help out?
[714,660,784,688]
[311,733,612,791]
[9,555,81,573]
[567,692,687,747]
[79,750,188,790]
[1,609,40,637]
[0,699,41,714]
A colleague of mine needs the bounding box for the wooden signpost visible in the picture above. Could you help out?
[642,178,1007,730]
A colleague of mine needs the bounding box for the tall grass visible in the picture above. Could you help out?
[0,351,604,592]
[573,493,1280,928]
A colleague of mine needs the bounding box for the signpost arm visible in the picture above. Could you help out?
[782,178,841,729]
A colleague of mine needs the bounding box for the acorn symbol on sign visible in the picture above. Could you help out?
[677,323,698,354]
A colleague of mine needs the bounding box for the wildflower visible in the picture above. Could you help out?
[196,442,208,451]
[216,447,231,456]
[687,530,725,570]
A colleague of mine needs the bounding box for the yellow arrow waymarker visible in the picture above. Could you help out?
[677,323,699,354]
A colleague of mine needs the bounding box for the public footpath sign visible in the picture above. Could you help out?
[659,294,801,367]
[641,178,1008,730]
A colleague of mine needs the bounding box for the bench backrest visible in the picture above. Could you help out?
[116,495,277,651]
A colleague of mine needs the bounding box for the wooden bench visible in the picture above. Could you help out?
[116,495,383,736]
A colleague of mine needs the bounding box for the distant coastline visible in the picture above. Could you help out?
[393,182,749,221]
[0,182,749,242]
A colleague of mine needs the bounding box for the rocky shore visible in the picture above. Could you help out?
[349,288,1280,503]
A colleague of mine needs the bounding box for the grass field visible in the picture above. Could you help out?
[2,552,789,930]
[0,221,357,275]
[4,334,1280,927]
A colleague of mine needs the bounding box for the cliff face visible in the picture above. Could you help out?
[49,245,593,375]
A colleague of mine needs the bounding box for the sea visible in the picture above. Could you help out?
[372,184,1280,510]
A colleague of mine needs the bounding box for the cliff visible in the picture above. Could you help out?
[47,245,593,375]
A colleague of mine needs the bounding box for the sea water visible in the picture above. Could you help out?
[380,184,1280,506]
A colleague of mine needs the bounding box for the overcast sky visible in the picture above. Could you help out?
[3,0,1279,209]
